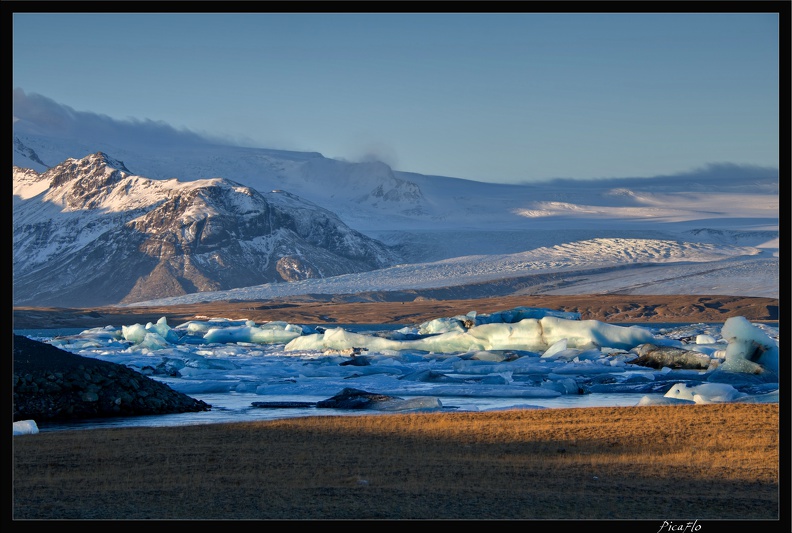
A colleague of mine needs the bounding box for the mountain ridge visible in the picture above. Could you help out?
[13,152,399,307]
[12,119,779,307]
[15,132,778,235]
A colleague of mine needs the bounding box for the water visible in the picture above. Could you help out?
[32,391,655,433]
[14,320,780,434]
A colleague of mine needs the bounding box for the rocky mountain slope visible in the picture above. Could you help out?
[13,152,399,307]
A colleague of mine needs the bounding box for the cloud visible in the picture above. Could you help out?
[534,162,778,189]
[14,90,777,190]
[13,89,77,135]
[351,141,399,169]
[13,89,214,148]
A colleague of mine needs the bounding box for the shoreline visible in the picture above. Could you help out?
[12,294,779,329]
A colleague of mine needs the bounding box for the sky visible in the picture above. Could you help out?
[12,11,781,184]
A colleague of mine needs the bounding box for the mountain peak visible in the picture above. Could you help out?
[44,151,132,189]
[87,151,132,173]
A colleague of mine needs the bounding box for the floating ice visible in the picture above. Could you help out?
[416,306,581,335]
[15,307,779,433]
[696,334,718,344]
[203,322,304,344]
[285,316,656,355]
[718,316,779,374]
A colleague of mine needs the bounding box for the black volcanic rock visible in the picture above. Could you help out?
[315,387,403,409]
[13,335,211,422]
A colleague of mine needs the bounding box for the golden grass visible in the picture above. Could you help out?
[13,403,779,520]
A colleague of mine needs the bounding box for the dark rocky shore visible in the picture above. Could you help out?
[13,334,211,422]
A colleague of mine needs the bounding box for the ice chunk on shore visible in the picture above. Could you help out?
[637,396,695,406]
[13,420,39,436]
[664,382,746,404]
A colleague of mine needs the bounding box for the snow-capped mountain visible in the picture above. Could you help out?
[13,131,779,252]
[12,132,432,228]
[13,152,399,307]
[11,97,779,307]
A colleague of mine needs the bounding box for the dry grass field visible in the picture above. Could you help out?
[13,404,779,520]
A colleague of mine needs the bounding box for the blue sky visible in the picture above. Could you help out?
[12,12,780,184]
